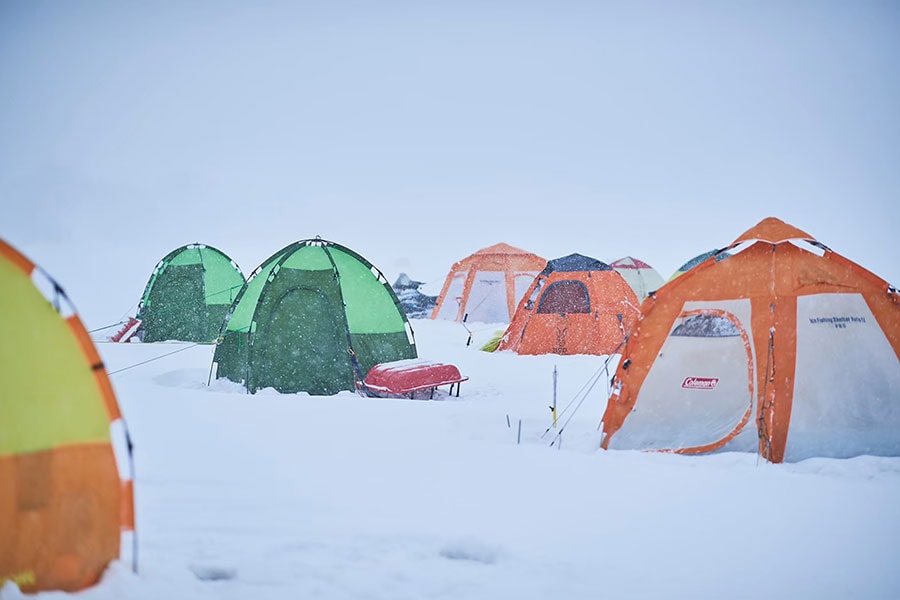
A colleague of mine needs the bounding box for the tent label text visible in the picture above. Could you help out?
[808,315,867,329]
[682,377,719,390]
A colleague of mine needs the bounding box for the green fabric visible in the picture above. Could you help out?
[249,269,352,394]
[213,330,250,386]
[225,248,291,333]
[139,264,207,341]
[213,239,417,395]
[332,248,407,334]
[168,248,203,266]
[201,249,244,305]
[0,259,110,455]
[137,244,245,342]
[282,244,333,271]
[479,329,505,352]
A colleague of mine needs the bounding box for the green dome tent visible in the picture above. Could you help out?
[211,238,417,395]
[135,244,246,342]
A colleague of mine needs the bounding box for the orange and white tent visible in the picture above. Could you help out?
[0,239,135,592]
[496,254,641,355]
[610,256,665,302]
[431,243,546,324]
[600,217,900,463]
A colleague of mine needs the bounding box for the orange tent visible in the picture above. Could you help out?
[600,217,900,463]
[431,243,546,324]
[0,239,135,592]
[496,254,641,355]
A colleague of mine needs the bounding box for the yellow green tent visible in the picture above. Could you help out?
[0,238,134,593]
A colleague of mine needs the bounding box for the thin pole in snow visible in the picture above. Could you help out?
[463,313,473,346]
[552,365,558,429]
[206,359,216,386]
[506,414,511,428]
[517,419,522,445]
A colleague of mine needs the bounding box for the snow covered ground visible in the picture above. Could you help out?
[5,318,900,600]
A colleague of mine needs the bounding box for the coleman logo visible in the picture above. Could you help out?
[682,377,719,390]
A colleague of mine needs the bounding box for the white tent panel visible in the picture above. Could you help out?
[789,293,900,460]
[513,272,539,308]
[434,272,467,321]
[615,266,665,301]
[464,271,508,324]
[610,299,759,453]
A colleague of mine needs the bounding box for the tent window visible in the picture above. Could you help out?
[671,314,740,338]
[537,281,590,314]
[524,278,544,310]
[515,273,538,308]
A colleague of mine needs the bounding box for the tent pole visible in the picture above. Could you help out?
[552,365,558,429]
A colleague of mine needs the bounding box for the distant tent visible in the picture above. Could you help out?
[610,256,665,301]
[0,239,134,593]
[392,273,437,319]
[669,248,730,280]
[135,243,245,342]
[431,243,546,324]
[212,238,417,395]
[496,254,641,356]
[601,217,900,463]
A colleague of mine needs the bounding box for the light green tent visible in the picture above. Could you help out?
[212,238,417,395]
[135,244,245,342]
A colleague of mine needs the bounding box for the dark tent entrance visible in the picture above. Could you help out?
[142,270,207,341]
[251,275,353,395]
[538,280,590,314]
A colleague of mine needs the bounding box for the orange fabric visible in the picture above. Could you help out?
[0,238,35,276]
[601,218,900,462]
[0,444,121,593]
[731,216,813,245]
[66,315,121,421]
[498,269,640,356]
[449,243,545,272]
[431,243,546,322]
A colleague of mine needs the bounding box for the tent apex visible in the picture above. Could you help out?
[732,217,815,246]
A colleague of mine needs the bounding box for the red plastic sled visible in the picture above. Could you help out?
[111,316,142,342]
[358,359,468,399]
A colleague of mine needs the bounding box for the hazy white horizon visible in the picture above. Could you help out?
[2,1,898,322]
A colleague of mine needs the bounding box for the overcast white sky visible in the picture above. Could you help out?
[2,1,898,304]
